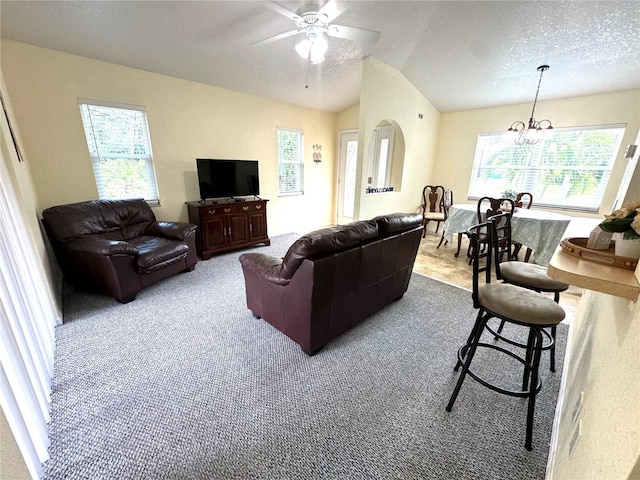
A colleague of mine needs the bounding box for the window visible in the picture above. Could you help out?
[79,100,159,205]
[369,124,394,188]
[467,124,625,211]
[277,128,304,195]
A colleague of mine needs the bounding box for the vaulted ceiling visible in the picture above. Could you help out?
[1,1,639,114]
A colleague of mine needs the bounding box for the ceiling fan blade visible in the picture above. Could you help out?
[327,24,381,44]
[318,0,347,23]
[252,29,303,46]
[266,2,303,22]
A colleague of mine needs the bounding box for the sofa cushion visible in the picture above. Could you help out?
[42,198,155,242]
[128,236,189,273]
[280,220,378,280]
[116,201,157,240]
[373,213,422,236]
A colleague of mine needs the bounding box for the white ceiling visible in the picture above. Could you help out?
[1,1,639,114]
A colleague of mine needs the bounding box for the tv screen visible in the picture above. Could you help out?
[197,159,259,200]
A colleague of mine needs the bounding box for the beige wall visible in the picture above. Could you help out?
[547,290,640,479]
[433,90,640,217]
[1,40,337,236]
[356,57,440,220]
[336,104,359,132]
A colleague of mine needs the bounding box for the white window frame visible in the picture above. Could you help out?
[467,124,626,212]
[78,99,160,205]
[277,127,304,196]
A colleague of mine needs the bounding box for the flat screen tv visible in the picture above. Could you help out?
[196,159,259,200]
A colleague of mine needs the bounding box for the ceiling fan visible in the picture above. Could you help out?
[253,1,381,64]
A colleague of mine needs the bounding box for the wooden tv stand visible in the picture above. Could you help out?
[186,199,270,260]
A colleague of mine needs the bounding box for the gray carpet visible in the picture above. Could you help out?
[44,233,566,480]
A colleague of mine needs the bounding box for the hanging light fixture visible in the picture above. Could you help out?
[295,26,328,64]
[507,65,554,145]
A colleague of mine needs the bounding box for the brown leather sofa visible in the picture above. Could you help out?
[42,198,197,303]
[239,213,423,355]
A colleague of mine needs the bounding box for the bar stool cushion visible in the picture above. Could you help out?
[478,283,565,326]
[500,262,569,292]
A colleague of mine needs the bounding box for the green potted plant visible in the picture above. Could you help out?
[500,189,518,211]
[501,189,518,200]
[599,201,640,258]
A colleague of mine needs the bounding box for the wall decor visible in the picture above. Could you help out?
[313,144,322,163]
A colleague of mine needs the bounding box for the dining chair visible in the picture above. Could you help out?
[466,196,515,263]
[513,192,534,261]
[489,212,569,371]
[514,192,533,209]
[446,220,565,451]
[434,189,453,246]
[421,185,451,238]
[476,196,515,223]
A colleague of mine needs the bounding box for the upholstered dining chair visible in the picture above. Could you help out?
[446,220,565,451]
[488,212,569,371]
[421,185,452,238]
[512,192,534,262]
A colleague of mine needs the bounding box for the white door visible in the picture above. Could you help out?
[337,130,358,224]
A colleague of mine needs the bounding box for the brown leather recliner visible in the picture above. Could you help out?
[239,213,423,355]
[42,198,197,303]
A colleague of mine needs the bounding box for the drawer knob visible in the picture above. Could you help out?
[256,205,262,209]
[208,209,216,214]
[242,206,249,211]
[224,208,231,213]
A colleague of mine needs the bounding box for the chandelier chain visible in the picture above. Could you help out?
[507,64,554,145]
[529,65,549,125]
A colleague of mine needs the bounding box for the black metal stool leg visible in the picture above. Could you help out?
[550,326,556,372]
[525,328,544,451]
[447,315,487,412]
[522,329,535,391]
[494,319,506,339]
[549,291,561,372]
[455,310,485,371]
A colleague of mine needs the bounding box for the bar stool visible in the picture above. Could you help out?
[445,220,565,450]
[489,212,569,371]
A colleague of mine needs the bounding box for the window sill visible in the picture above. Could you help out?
[466,197,599,214]
[279,192,304,197]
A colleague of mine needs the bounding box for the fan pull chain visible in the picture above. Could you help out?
[305,55,309,89]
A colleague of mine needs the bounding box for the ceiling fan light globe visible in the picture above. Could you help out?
[296,36,328,62]
[312,36,328,55]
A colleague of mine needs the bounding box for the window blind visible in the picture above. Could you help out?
[277,128,304,195]
[468,124,625,211]
[79,101,159,204]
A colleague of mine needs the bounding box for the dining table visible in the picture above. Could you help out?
[440,203,572,266]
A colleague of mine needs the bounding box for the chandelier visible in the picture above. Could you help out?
[507,65,554,145]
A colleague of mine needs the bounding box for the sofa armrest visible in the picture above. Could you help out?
[146,221,197,241]
[66,237,139,256]
[239,253,289,286]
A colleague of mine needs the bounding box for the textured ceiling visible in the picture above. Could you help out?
[1,0,639,114]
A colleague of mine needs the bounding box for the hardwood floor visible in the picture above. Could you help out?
[413,228,583,322]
